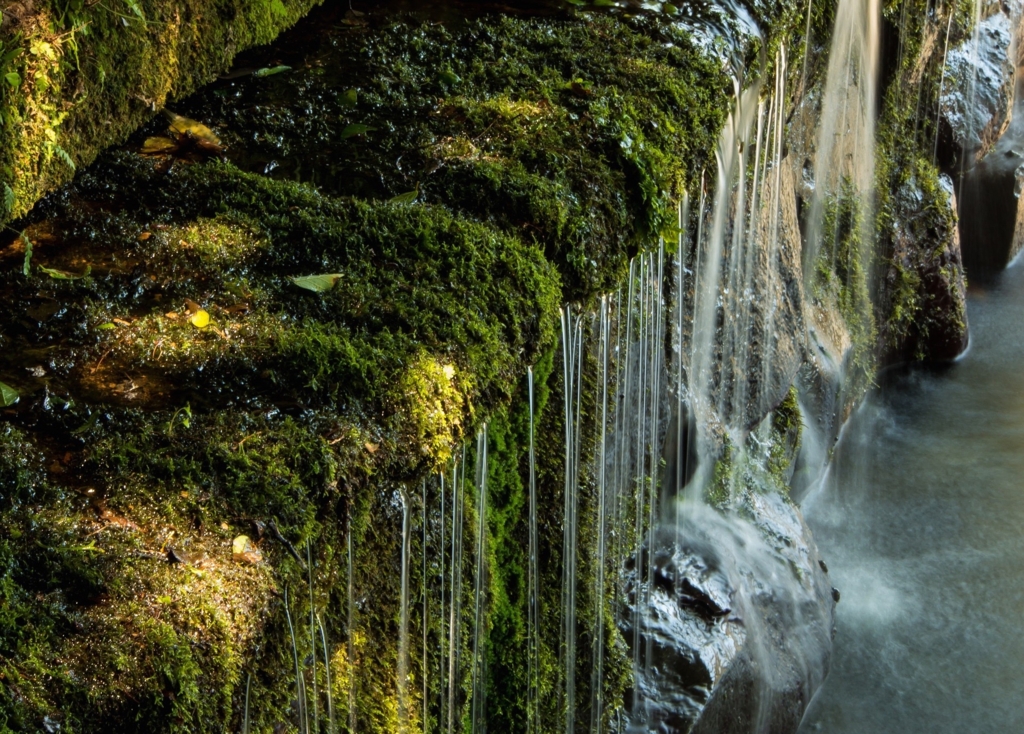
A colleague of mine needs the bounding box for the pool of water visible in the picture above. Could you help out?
[798,260,1024,733]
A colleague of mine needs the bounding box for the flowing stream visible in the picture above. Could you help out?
[798,262,1024,733]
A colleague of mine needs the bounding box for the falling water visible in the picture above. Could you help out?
[398,487,413,733]
[958,0,987,194]
[688,74,761,462]
[422,480,429,733]
[560,307,584,733]
[447,450,466,734]
[470,426,490,732]
[347,511,357,733]
[317,616,336,734]
[761,45,788,408]
[526,368,542,734]
[438,472,447,730]
[803,0,880,286]
[934,5,956,161]
[308,543,320,734]
[674,194,691,518]
[590,296,611,734]
[285,585,309,734]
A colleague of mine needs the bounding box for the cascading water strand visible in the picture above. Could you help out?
[526,367,541,734]
[470,426,489,733]
[560,307,584,734]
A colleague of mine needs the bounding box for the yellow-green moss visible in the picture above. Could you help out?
[0,0,321,227]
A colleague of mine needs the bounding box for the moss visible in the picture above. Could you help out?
[767,385,802,488]
[177,12,728,302]
[706,438,734,510]
[811,177,877,403]
[0,0,322,227]
[0,2,794,731]
[872,0,970,364]
[703,385,802,511]
[0,407,332,732]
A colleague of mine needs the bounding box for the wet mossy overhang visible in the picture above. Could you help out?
[0,0,323,226]
[0,1,808,730]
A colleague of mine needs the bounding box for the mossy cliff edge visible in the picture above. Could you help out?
[0,0,973,732]
[0,7,732,732]
[0,0,322,226]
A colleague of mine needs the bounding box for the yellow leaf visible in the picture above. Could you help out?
[232,534,262,563]
[164,111,221,146]
[141,136,178,154]
[190,309,210,328]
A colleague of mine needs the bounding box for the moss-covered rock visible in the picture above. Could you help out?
[0,0,322,227]
[170,11,728,301]
[0,4,740,730]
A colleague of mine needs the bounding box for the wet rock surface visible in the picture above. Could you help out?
[622,495,834,734]
[879,172,969,365]
[940,4,1024,278]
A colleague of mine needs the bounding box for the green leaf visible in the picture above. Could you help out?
[96,322,117,330]
[662,2,679,13]
[289,273,343,292]
[270,0,287,17]
[123,0,144,19]
[71,540,104,553]
[38,264,91,280]
[438,70,461,86]
[389,189,419,205]
[53,145,76,171]
[2,182,14,215]
[3,72,20,88]
[21,232,32,277]
[564,0,587,6]
[0,381,19,407]
[254,65,291,78]
[340,88,358,108]
[594,0,617,6]
[339,123,376,139]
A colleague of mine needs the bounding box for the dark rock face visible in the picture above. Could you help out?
[940,7,1024,279]
[879,173,969,365]
[621,495,835,734]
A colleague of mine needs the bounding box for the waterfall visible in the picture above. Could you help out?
[422,480,429,733]
[803,0,881,286]
[439,472,447,730]
[285,585,309,734]
[318,616,336,734]
[373,4,881,729]
[398,487,413,733]
[688,74,761,462]
[308,543,319,734]
[560,308,584,733]
[526,368,541,734]
[590,297,611,734]
[347,511,357,733]
[470,426,489,732]
[446,450,466,734]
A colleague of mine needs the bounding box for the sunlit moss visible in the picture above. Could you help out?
[398,352,470,472]
[0,0,322,227]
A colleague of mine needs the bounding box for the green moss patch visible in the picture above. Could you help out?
[0,0,322,227]
[176,13,727,301]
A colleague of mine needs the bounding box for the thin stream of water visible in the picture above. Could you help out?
[470,426,489,732]
[799,263,1024,732]
[398,487,412,733]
